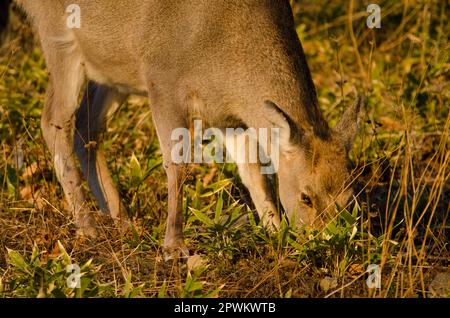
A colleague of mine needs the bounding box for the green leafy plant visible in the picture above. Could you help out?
[5,242,100,298]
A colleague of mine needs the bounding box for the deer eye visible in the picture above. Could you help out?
[301,193,313,208]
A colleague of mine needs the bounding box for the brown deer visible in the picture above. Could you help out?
[15,0,362,258]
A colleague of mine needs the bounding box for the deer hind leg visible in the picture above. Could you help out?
[74,82,129,228]
[40,43,98,237]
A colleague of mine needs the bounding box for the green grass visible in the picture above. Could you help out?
[0,0,448,298]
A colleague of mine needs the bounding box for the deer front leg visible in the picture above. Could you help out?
[236,162,281,229]
[149,97,189,260]
[224,133,281,229]
[162,161,189,259]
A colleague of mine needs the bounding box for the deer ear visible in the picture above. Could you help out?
[335,94,364,153]
[263,101,294,152]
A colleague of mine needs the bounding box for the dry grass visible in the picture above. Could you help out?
[0,0,448,298]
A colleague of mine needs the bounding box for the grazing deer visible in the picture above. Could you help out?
[16,0,362,258]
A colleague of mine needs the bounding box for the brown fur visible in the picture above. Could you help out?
[16,0,362,257]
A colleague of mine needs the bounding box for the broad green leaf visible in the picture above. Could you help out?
[129,153,142,183]
[214,191,224,223]
[7,249,30,274]
[189,207,214,227]
[57,241,71,265]
[340,209,356,226]
[158,281,167,298]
